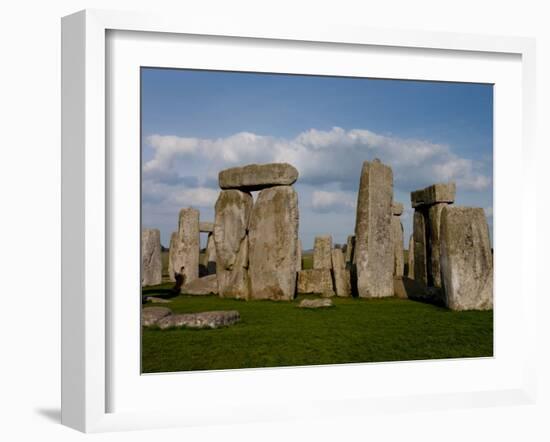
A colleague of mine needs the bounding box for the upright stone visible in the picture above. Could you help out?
[203,232,217,275]
[248,186,299,300]
[428,203,446,288]
[439,206,493,311]
[214,190,253,300]
[168,231,177,282]
[171,208,200,285]
[219,163,299,191]
[413,210,428,285]
[354,159,394,298]
[331,249,351,297]
[313,235,333,270]
[345,235,355,267]
[296,239,303,272]
[297,269,334,295]
[407,234,415,279]
[141,228,162,286]
[392,216,404,277]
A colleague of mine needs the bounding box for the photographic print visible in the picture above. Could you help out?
[140,68,493,373]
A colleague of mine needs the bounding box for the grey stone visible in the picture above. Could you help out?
[219,163,299,191]
[331,249,351,297]
[313,235,333,270]
[199,221,214,233]
[296,239,302,272]
[392,216,404,277]
[156,310,240,330]
[392,202,404,216]
[407,234,415,279]
[411,182,456,208]
[354,159,394,298]
[141,306,172,326]
[181,274,218,295]
[393,277,408,299]
[168,231,177,282]
[248,186,299,301]
[203,232,217,275]
[297,269,334,295]
[428,203,447,288]
[172,208,200,285]
[144,296,172,304]
[413,210,428,285]
[141,228,162,286]
[298,298,334,309]
[439,206,493,311]
[214,190,253,300]
[345,235,355,267]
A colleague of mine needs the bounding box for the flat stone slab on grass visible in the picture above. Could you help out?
[156,310,241,330]
[145,296,172,304]
[142,307,172,326]
[219,163,298,191]
[180,274,218,295]
[298,298,334,309]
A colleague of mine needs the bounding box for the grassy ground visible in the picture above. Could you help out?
[141,283,493,373]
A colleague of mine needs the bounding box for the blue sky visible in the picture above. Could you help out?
[141,68,493,249]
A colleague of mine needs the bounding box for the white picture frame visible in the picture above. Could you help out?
[61,9,537,433]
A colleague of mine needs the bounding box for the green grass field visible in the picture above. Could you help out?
[141,282,493,373]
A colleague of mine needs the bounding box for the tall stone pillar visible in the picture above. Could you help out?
[407,234,415,279]
[344,235,355,268]
[141,228,162,286]
[168,231,177,282]
[172,208,200,285]
[391,202,404,278]
[313,235,333,270]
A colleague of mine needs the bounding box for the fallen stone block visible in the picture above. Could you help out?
[298,298,334,309]
[156,310,241,330]
[141,307,172,326]
[181,274,218,295]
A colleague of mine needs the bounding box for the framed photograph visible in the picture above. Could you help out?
[61,9,537,433]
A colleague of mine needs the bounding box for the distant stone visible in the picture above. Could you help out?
[354,160,394,298]
[345,235,355,266]
[248,186,299,301]
[168,231,177,282]
[214,190,253,300]
[296,239,303,272]
[440,206,493,311]
[331,249,351,297]
[172,208,200,285]
[181,274,218,295]
[202,232,217,275]
[391,216,404,277]
[156,310,241,330]
[407,234,415,279]
[219,163,299,191]
[413,210,428,285]
[145,296,172,304]
[313,235,333,270]
[392,202,404,216]
[141,306,172,326]
[141,228,162,286]
[411,183,456,208]
[199,221,214,233]
[297,269,334,295]
[298,298,334,309]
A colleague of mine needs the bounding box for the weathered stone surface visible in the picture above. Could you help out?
[345,235,355,267]
[296,239,302,272]
[141,306,172,326]
[411,182,456,208]
[354,159,394,298]
[413,210,428,285]
[168,231,177,282]
[199,221,214,233]
[203,232,217,275]
[407,234,415,279]
[297,269,334,295]
[141,228,162,286]
[172,208,200,285]
[392,202,404,216]
[428,203,447,288]
[144,296,172,304]
[331,249,351,297]
[181,274,218,295]
[392,216,404,277]
[393,277,408,299]
[156,310,240,330]
[313,235,333,270]
[248,186,299,300]
[219,163,299,191]
[214,190,253,300]
[298,298,334,309]
[439,206,493,311]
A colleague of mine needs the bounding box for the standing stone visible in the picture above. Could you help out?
[296,239,302,272]
[428,203,446,288]
[141,228,162,286]
[354,159,394,298]
[313,235,333,270]
[168,231,177,282]
[248,186,299,301]
[391,216,404,277]
[297,269,334,295]
[407,234,415,279]
[203,232,217,275]
[413,210,428,285]
[219,163,299,191]
[345,235,355,267]
[331,249,351,297]
[214,190,253,300]
[172,208,200,285]
[439,206,493,311]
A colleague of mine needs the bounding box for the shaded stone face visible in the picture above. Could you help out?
[439,206,493,311]
[172,208,200,285]
[428,203,446,288]
[411,182,456,208]
[168,231,177,282]
[214,190,253,300]
[248,186,299,301]
[296,239,302,272]
[297,269,334,295]
[407,234,415,279]
[354,160,394,298]
[141,228,162,287]
[345,235,355,267]
[313,235,333,270]
[203,232,217,275]
[413,210,428,286]
[219,163,299,191]
[199,222,214,233]
[181,274,218,296]
[391,217,404,277]
[331,249,351,297]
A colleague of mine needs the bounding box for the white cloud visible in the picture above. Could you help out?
[311,190,356,213]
